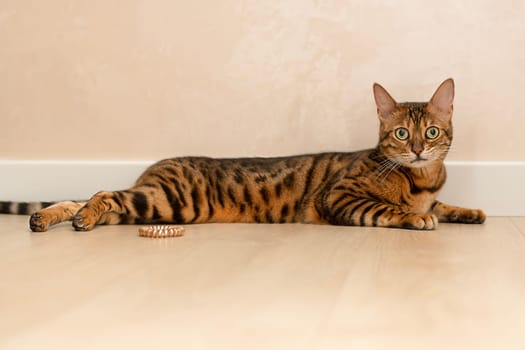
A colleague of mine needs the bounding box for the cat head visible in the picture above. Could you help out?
[373,79,454,168]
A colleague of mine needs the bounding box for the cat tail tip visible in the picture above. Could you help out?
[0,201,56,215]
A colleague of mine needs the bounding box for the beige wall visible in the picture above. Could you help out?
[1,0,523,161]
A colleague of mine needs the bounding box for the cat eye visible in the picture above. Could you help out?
[394,128,410,141]
[425,126,440,139]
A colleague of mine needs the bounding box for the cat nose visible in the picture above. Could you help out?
[412,143,423,155]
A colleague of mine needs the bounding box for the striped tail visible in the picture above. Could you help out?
[0,201,56,215]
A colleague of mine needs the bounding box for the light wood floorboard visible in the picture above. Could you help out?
[1,215,524,349]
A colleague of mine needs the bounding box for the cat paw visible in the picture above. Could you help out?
[401,213,438,230]
[469,209,486,224]
[29,212,50,232]
[72,209,96,231]
[445,209,486,224]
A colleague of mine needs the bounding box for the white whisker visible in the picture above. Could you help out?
[374,157,401,183]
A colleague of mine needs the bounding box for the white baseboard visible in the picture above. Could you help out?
[0,160,523,216]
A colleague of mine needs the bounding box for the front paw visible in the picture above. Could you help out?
[446,209,486,224]
[400,213,438,230]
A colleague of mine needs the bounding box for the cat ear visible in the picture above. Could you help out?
[373,83,398,120]
[429,78,454,114]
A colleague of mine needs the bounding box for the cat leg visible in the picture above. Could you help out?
[29,201,86,232]
[431,201,486,224]
[72,191,132,231]
[323,195,438,230]
[72,188,164,231]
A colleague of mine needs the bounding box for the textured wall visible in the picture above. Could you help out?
[1,0,524,160]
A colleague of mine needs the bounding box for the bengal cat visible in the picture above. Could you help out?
[0,79,485,232]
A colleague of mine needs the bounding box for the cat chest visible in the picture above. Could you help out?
[400,176,444,213]
[404,191,440,214]
[390,167,445,213]
[372,176,442,214]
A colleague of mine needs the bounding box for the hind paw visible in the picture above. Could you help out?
[29,212,50,232]
[72,209,97,231]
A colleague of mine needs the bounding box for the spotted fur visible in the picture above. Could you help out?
[0,79,486,232]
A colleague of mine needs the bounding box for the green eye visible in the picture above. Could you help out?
[394,128,409,141]
[426,126,440,139]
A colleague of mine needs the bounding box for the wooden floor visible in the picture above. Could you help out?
[1,215,524,350]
